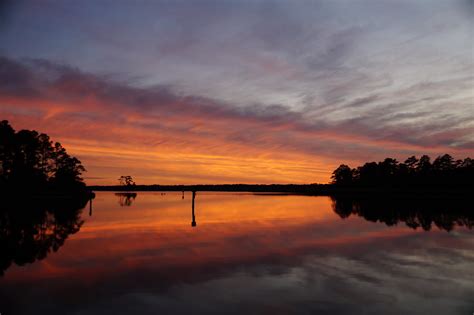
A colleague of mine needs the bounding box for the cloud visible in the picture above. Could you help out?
[1,56,473,184]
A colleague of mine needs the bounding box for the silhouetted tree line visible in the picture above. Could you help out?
[331,154,474,190]
[90,183,322,193]
[0,120,86,192]
[0,197,87,276]
[331,195,473,232]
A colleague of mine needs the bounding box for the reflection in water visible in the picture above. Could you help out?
[331,195,474,231]
[191,191,197,227]
[1,192,473,315]
[115,192,137,207]
[0,197,88,276]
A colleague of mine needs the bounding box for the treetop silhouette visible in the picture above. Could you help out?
[118,175,135,186]
[331,154,473,188]
[0,120,86,192]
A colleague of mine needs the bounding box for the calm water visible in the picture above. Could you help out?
[1,192,473,314]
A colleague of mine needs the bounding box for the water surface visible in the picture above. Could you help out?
[1,192,473,314]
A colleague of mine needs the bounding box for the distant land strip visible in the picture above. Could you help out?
[88,184,473,196]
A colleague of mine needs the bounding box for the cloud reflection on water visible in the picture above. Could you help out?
[0,192,473,314]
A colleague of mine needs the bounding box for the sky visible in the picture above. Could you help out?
[0,0,473,185]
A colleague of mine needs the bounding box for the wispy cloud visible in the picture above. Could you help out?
[0,0,472,184]
[1,55,472,184]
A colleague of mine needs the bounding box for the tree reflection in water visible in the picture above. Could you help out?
[331,195,474,231]
[115,193,137,207]
[2,193,472,278]
[0,197,88,276]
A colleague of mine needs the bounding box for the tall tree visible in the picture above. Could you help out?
[331,165,353,185]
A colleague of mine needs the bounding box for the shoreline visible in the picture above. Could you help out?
[88,184,473,197]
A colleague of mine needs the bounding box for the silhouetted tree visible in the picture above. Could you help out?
[404,156,418,171]
[0,121,86,192]
[0,120,15,185]
[356,162,379,185]
[378,158,399,183]
[331,164,353,185]
[52,142,86,189]
[118,175,135,186]
[416,155,432,174]
[433,154,455,172]
[330,153,473,190]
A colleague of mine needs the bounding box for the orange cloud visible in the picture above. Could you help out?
[1,57,472,184]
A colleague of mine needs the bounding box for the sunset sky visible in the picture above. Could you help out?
[0,0,473,185]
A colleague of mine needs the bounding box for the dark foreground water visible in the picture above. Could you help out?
[1,192,473,314]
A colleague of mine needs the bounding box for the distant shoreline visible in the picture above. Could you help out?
[89,184,320,194]
[88,184,473,197]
